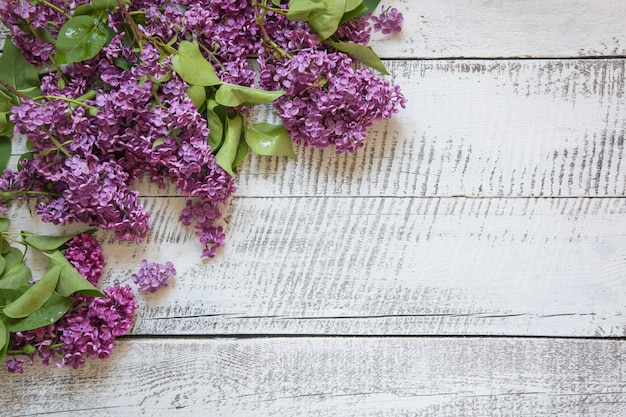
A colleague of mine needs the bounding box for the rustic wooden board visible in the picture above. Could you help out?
[9,196,624,336]
[1,337,625,416]
[8,59,625,198]
[368,0,626,58]
[3,1,626,58]
[238,59,626,198]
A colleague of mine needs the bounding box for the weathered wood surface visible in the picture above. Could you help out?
[1,0,626,415]
[2,338,625,416]
[369,0,626,58]
[8,196,623,337]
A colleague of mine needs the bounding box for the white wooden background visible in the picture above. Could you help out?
[1,0,626,415]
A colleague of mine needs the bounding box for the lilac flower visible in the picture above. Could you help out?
[260,49,406,153]
[6,359,24,374]
[370,8,404,34]
[59,284,137,368]
[64,233,106,286]
[7,284,137,371]
[131,260,177,293]
[334,14,372,45]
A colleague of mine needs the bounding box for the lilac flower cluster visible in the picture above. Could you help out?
[7,284,136,371]
[260,12,406,153]
[5,234,137,372]
[370,7,404,34]
[64,233,106,285]
[131,260,176,293]
[1,26,236,255]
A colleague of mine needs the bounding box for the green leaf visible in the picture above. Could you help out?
[0,88,13,111]
[21,230,88,251]
[74,0,119,16]
[308,0,346,40]
[0,319,7,365]
[215,83,285,107]
[0,38,41,99]
[287,0,326,21]
[171,41,222,87]
[0,287,23,305]
[246,123,297,159]
[270,0,282,4]
[207,99,226,151]
[0,264,32,289]
[215,114,243,177]
[323,39,389,74]
[340,3,368,23]
[362,0,381,12]
[6,291,74,332]
[17,152,33,170]
[0,254,5,276]
[232,137,249,174]
[0,114,14,136]
[186,85,206,109]
[152,138,165,149]
[3,265,62,318]
[0,239,10,255]
[3,247,23,269]
[55,14,113,65]
[0,218,8,233]
[47,250,105,298]
[0,136,10,171]
[345,0,362,12]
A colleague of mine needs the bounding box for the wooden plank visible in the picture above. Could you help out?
[2,1,626,58]
[1,337,625,416]
[8,59,626,198]
[8,196,624,336]
[368,0,626,58]
[237,59,626,198]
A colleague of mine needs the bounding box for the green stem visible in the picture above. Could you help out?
[41,127,72,158]
[33,94,95,109]
[249,0,293,60]
[36,0,71,19]
[0,79,28,101]
[198,43,227,73]
[116,0,145,45]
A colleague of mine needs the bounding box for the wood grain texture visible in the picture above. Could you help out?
[368,0,626,58]
[1,337,625,416]
[8,196,622,336]
[238,59,626,198]
[9,59,625,198]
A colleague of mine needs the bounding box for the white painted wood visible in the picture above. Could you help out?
[1,337,625,416]
[239,59,626,198]
[2,1,626,58]
[1,3,625,415]
[9,59,625,198]
[368,0,626,58]
[8,196,624,336]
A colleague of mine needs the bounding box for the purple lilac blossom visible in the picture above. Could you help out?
[370,8,404,34]
[64,233,106,286]
[7,284,137,370]
[131,260,177,293]
[6,359,24,374]
[259,48,406,153]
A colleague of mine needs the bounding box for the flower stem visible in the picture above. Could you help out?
[0,79,29,101]
[36,0,71,19]
[41,127,72,158]
[250,0,293,60]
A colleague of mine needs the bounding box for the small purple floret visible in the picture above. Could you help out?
[131,260,177,293]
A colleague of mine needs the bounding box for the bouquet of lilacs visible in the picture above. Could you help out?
[0,0,405,373]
